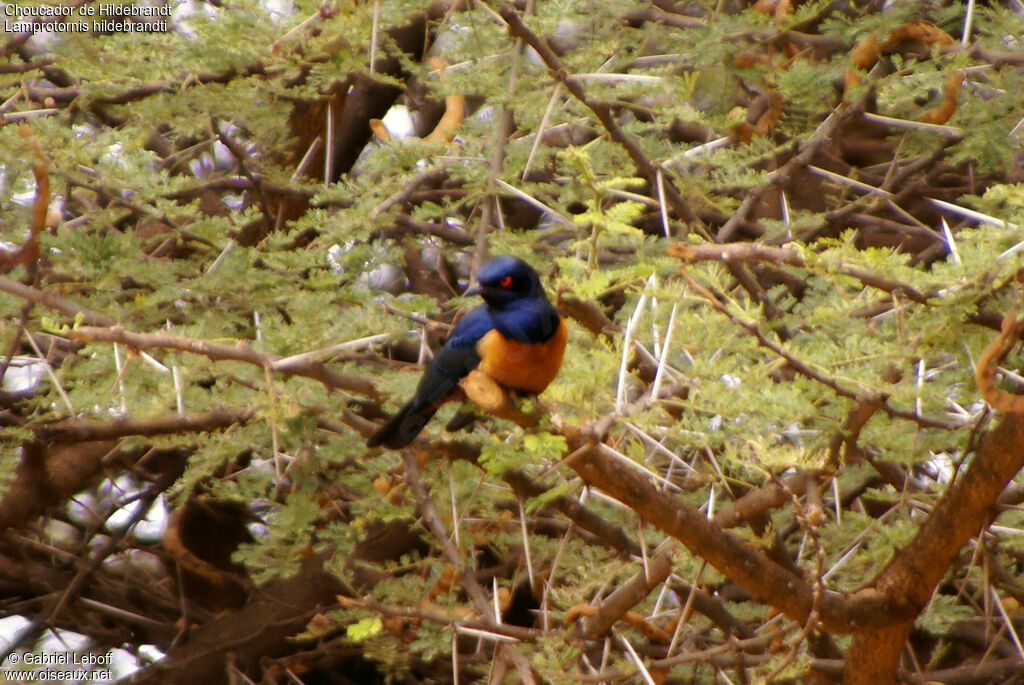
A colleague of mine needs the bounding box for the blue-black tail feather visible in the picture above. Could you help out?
[366,400,438,448]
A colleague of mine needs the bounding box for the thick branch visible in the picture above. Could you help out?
[713,471,813,529]
[125,551,342,685]
[843,622,913,685]
[838,315,1024,683]
[36,406,256,442]
[564,440,891,633]
[871,412,1024,611]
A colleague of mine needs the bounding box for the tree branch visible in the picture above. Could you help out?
[668,242,931,304]
[676,264,963,431]
[578,545,674,639]
[0,276,116,327]
[36,406,256,442]
[563,438,891,634]
[497,3,702,228]
[70,325,379,399]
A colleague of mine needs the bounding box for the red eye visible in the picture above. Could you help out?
[500,275,513,288]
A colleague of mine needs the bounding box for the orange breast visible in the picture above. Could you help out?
[475,318,567,394]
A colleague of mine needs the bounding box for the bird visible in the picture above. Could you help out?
[367,256,567,448]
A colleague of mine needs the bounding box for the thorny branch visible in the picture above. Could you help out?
[69,325,378,399]
[497,3,703,228]
[4,2,1024,684]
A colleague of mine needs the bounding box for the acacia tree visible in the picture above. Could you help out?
[2,1,1024,684]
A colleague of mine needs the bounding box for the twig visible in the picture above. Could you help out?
[290,137,322,182]
[676,265,963,431]
[69,325,379,399]
[215,119,274,230]
[653,629,783,668]
[961,0,976,47]
[387,214,475,246]
[498,4,701,228]
[667,242,931,304]
[517,498,535,592]
[269,2,337,53]
[615,629,657,685]
[370,168,448,220]
[272,333,391,369]
[492,178,573,228]
[989,585,1024,663]
[860,112,962,137]
[401,450,493,618]
[522,83,563,180]
[650,303,677,402]
[369,0,381,73]
[0,274,108,325]
[23,330,74,415]
[616,289,647,411]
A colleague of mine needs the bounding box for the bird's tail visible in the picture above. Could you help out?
[366,401,437,448]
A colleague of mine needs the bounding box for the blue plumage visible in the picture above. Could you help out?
[367,256,565,449]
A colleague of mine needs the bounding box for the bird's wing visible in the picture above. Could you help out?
[406,307,491,411]
[490,298,562,343]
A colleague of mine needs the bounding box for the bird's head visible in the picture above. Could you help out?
[464,256,546,308]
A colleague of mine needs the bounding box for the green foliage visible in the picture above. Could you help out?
[235,487,321,583]
[346,616,384,642]
[3,0,1024,683]
[478,430,567,477]
[918,593,977,635]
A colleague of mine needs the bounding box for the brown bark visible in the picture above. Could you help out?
[0,441,117,534]
[563,407,1024,683]
[843,622,912,685]
[579,547,674,639]
[124,552,343,685]
[564,440,892,633]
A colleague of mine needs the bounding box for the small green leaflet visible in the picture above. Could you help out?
[346,617,383,642]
